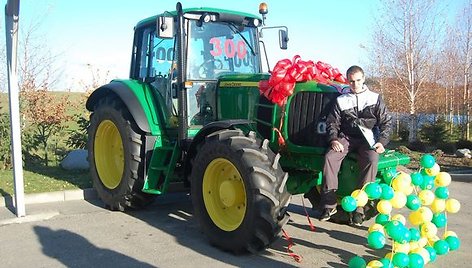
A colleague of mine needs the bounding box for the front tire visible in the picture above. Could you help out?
[88,95,155,211]
[190,129,290,253]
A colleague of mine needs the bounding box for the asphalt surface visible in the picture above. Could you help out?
[0,174,471,267]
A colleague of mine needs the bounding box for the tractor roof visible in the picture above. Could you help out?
[135,7,261,29]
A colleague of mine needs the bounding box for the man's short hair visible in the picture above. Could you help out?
[346,65,364,77]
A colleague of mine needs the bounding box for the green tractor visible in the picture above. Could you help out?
[86,2,409,253]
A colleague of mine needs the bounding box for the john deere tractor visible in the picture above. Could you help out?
[86,2,409,253]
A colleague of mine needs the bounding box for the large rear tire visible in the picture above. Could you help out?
[88,95,155,211]
[190,129,290,253]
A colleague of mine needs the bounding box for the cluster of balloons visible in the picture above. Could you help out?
[258,55,347,106]
[344,154,461,268]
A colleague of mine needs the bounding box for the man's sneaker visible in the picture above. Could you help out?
[319,208,337,221]
[351,212,364,226]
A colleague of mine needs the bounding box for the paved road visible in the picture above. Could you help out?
[0,178,470,267]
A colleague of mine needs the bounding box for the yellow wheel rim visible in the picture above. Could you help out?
[203,158,247,231]
[94,120,124,189]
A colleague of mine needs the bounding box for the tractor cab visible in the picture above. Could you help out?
[130,5,287,138]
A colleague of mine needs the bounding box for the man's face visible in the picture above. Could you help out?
[348,72,365,93]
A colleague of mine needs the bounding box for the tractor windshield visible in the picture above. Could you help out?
[186,20,260,80]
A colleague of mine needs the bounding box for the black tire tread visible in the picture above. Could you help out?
[88,94,155,211]
[190,129,291,253]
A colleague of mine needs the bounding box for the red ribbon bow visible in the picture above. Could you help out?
[259,55,347,106]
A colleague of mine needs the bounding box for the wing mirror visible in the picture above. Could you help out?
[157,16,174,39]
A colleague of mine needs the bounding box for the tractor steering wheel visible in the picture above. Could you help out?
[198,59,223,78]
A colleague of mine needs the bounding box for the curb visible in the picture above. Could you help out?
[1,171,470,208]
[0,188,98,208]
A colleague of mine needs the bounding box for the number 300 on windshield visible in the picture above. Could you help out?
[209,37,247,60]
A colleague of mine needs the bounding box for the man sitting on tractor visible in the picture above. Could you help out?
[319,65,392,226]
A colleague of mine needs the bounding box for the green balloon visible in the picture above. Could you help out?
[393,252,409,267]
[446,236,460,251]
[406,194,421,211]
[420,175,435,190]
[420,154,435,168]
[435,187,449,199]
[379,258,393,268]
[365,183,382,199]
[367,231,386,249]
[411,172,424,186]
[425,246,437,262]
[342,196,357,212]
[432,213,447,228]
[380,184,394,200]
[385,220,408,243]
[408,253,425,268]
[434,240,450,255]
[383,168,397,185]
[375,213,390,225]
[409,228,421,241]
[348,256,366,268]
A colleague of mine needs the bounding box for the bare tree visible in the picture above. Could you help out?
[370,0,445,143]
[438,26,462,135]
[455,1,472,140]
[18,19,61,93]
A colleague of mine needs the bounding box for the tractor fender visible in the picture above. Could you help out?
[184,119,253,178]
[86,81,151,133]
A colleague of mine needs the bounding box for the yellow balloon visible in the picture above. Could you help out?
[391,214,406,225]
[385,252,393,260]
[402,185,414,195]
[391,191,407,208]
[392,173,411,192]
[409,241,421,252]
[352,189,369,207]
[418,206,433,223]
[409,211,423,226]
[428,235,440,245]
[431,198,446,213]
[377,199,393,214]
[367,260,383,268]
[446,198,461,213]
[393,241,410,253]
[421,221,438,238]
[443,231,458,238]
[418,190,435,206]
[425,163,440,176]
[418,237,428,247]
[435,172,452,187]
[368,223,386,235]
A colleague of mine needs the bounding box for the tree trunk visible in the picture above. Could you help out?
[408,113,418,143]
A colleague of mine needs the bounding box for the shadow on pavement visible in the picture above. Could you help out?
[282,203,389,266]
[33,226,155,267]
[105,192,297,267]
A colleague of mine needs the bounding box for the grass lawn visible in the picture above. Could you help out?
[0,165,92,196]
[1,91,92,197]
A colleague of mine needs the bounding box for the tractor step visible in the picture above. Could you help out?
[142,142,181,194]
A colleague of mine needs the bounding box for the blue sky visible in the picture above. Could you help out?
[1,0,465,90]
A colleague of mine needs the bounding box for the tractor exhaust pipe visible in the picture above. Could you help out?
[176,2,188,146]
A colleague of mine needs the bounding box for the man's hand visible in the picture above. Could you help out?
[373,142,385,154]
[331,140,344,152]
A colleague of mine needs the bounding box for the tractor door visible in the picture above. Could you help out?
[185,19,262,127]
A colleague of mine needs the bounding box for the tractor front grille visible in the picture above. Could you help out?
[287,91,339,147]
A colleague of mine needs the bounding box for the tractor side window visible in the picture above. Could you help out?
[138,28,175,80]
[138,28,178,121]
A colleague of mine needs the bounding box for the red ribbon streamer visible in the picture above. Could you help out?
[259,55,347,106]
[282,229,302,263]
[301,196,316,232]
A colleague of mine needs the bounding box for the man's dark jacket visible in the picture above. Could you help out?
[326,86,392,146]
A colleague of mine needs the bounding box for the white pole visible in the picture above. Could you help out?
[5,0,25,217]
